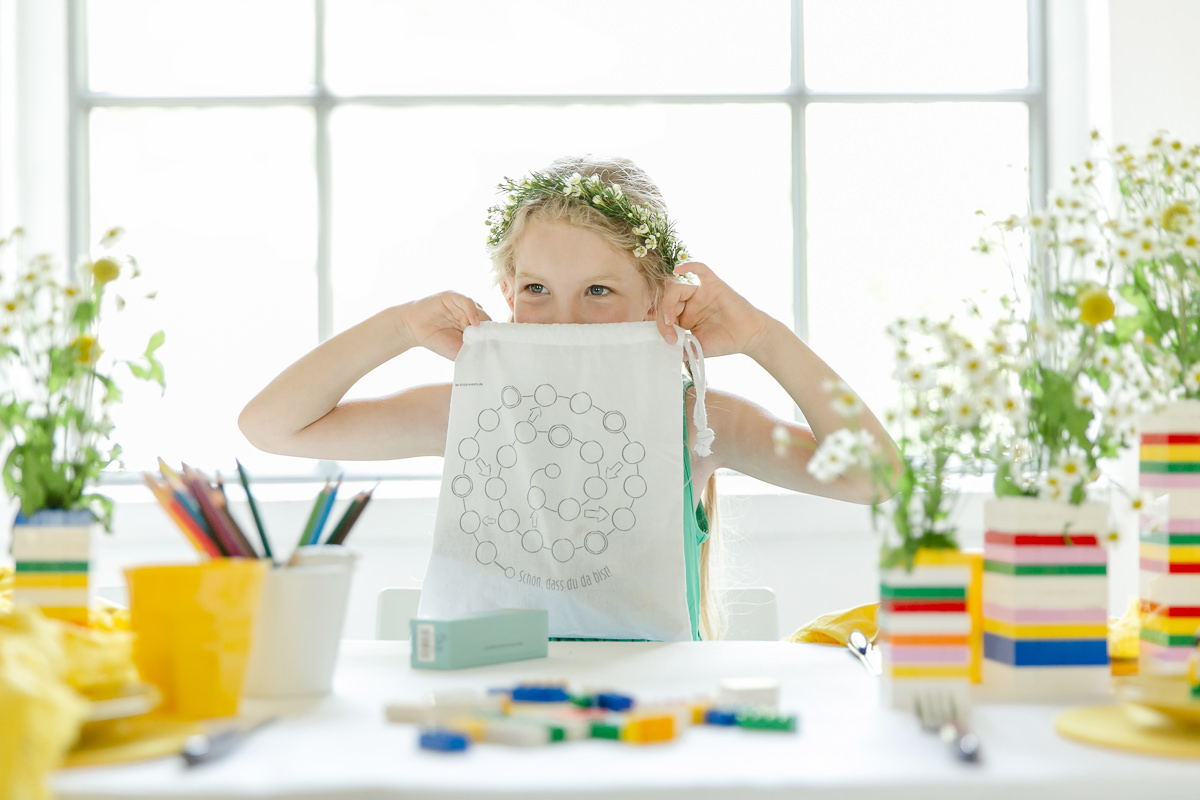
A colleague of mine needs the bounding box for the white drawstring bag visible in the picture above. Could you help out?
[418,321,713,641]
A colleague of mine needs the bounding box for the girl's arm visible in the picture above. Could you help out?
[238,292,489,461]
[664,262,901,504]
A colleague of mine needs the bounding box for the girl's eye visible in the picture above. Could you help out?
[525,283,547,295]
[587,285,611,296]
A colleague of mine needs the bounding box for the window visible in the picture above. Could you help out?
[67,0,1042,482]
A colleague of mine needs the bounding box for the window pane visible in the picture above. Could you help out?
[804,0,1028,92]
[89,107,318,476]
[326,0,791,95]
[330,103,793,476]
[87,0,314,95]
[805,102,1029,420]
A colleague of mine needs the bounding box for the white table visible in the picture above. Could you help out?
[54,640,1200,800]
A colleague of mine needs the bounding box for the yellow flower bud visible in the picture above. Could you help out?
[91,258,120,285]
[1078,286,1115,326]
[72,335,101,365]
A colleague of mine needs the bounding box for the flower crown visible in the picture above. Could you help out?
[486,171,689,268]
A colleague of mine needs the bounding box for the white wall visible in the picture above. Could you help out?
[1108,0,1200,144]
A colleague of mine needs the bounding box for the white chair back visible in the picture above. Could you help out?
[375,587,422,640]
[721,586,780,641]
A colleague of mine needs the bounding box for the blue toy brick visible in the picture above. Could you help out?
[418,729,470,752]
[704,708,739,726]
[511,685,571,703]
[596,692,634,712]
[983,633,1109,667]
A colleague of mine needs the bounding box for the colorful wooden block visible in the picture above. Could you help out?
[1139,406,1200,678]
[980,498,1111,701]
[11,512,93,627]
[879,548,977,711]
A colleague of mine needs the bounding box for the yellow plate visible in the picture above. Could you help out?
[1112,674,1200,726]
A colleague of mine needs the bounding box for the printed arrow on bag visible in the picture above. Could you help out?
[606,463,623,479]
[584,506,609,522]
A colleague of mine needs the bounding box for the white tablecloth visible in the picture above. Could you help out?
[54,640,1200,799]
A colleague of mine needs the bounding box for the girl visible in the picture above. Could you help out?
[239,155,897,640]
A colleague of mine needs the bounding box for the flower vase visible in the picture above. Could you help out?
[11,509,95,626]
[879,548,979,712]
[980,497,1110,700]
[1137,399,1200,677]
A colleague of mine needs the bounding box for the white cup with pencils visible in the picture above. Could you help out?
[243,546,357,697]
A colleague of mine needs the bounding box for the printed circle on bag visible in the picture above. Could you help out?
[448,383,649,577]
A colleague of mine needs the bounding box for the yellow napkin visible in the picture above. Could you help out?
[787,602,878,646]
[0,565,142,800]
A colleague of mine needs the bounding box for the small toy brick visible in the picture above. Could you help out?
[596,691,634,712]
[481,719,551,747]
[717,677,780,709]
[590,719,625,740]
[419,729,470,752]
[385,692,504,725]
[704,708,739,726]
[688,700,712,725]
[443,716,488,742]
[621,712,676,744]
[511,685,572,703]
[735,709,798,733]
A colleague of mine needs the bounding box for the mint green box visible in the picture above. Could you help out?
[410,608,549,670]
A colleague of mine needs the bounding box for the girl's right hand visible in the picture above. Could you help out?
[398,291,492,360]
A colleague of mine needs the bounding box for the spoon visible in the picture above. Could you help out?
[848,629,881,675]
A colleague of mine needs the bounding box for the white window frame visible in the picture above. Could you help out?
[2,0,1107,494]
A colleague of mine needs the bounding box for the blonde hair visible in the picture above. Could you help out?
[487,155,677,304]
[488,154,727,640]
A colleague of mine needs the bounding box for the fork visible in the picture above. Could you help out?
[913,691,981,763]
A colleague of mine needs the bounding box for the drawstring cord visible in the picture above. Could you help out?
[681,331,715,457]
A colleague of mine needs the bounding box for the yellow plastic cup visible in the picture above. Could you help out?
[124,558,267,720]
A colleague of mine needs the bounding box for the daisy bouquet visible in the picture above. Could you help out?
[1103,130,1200,398]
[988,139,1168,505]
[792,304,1018,568]
[0,227,165,530]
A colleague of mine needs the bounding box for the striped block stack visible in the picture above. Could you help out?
[878,548,976,711]
[12,510,93,627]
[1138,400,1200,677]
[981,498,1110,700]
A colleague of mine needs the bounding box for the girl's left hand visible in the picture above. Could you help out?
[657,262,770,357]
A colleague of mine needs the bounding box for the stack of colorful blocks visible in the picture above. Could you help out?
[878,549,975,710]
[981,499,1109,698]
[1138,405,1200,676]
[11,511,91,627]
[387,678,797,751]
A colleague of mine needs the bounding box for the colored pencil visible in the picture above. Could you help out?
[297,479,332,550]
[142,473,222,558]
[307,474,342,545]
[325,484,376,546]
[181,465,254,558]
[157,457,210,536]
[235,460,273,561]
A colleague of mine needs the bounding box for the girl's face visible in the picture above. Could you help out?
[503,219,658,325]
